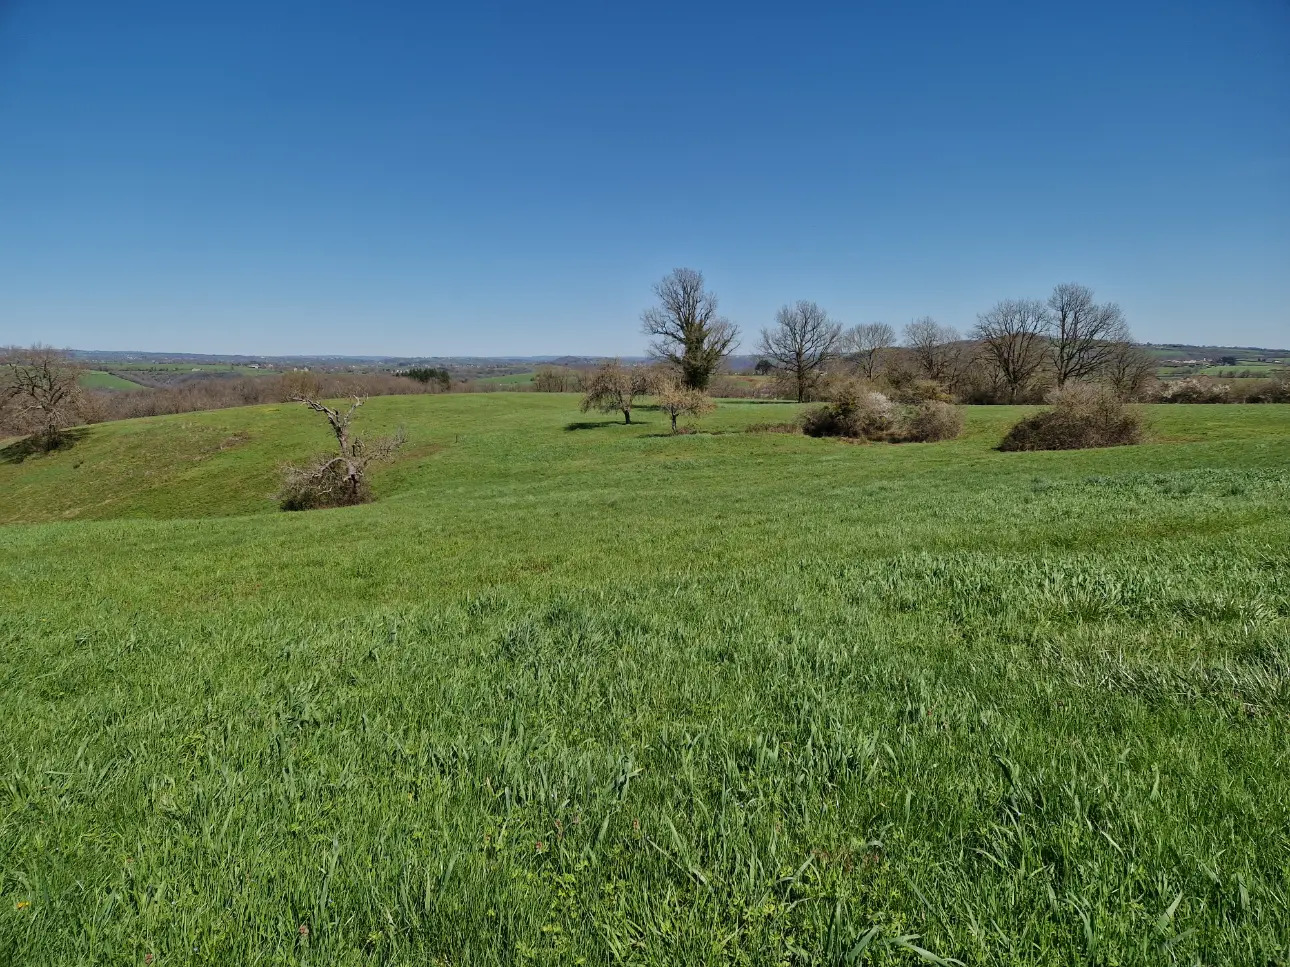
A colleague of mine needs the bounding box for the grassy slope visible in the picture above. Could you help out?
[1,397,1288,965]
[79,370,146,390]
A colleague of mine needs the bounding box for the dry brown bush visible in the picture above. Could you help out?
[900,400,965,442]
[999,383,1144,451]
[1153,375,1231,403]
[802,383,897,439]
[802,381,966,443]
[1242,374,1290,403]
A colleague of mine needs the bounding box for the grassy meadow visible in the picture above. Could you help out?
[80,371,147,391]
[1,395,1288,965]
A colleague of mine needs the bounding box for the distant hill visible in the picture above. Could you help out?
[66,343,1290,374]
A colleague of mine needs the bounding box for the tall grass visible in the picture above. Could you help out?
[1,397,1288,964]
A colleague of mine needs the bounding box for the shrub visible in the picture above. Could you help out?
[1241,374,1290,404]
[802,384,896,439]
[1155,375,1231,403]
[901,400,965,442]
[802,382,966,443]
[999,383,1144,451]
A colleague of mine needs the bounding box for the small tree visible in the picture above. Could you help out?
[280,396,405,510]
[758,300,842,402]
[842,322,896,379]
[580,360,648,424]
[654,379,715,433]
[641,268,739,390]
[0,345,88,450]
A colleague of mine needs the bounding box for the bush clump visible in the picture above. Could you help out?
[802,383,965,443]
[901,400,965,442]
[999,383,1144,451]
[802,384,896,439]
[1155,376,1231,403]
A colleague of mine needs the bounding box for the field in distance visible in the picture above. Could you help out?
[1,394,1287,964]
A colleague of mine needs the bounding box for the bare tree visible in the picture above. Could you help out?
[757,301,842,402]
[902,318,961,383]
[973,299,1052,402]
[280,395,406,509]
[580,359,649,424]
[641,268,739,390]
[1101,341,1158,400]
[1047,283,1131,386]
[842,322,896,379]
[0,346,88,449]
[533,366,583,393]
[654,378,716,432]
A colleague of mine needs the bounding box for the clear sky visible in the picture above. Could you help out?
[1,0,1287,356]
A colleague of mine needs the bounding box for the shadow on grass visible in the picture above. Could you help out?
[0,427,89,464]
[564,420,641,431]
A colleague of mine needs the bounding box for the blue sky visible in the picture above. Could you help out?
[1,0,1287,355]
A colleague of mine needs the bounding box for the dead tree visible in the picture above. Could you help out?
[280,395,405,509]
[641,268,739,390]
[758,301,842,402]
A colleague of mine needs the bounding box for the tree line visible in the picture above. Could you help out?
[537,269,1164,407]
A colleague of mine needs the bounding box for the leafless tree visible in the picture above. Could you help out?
[533,366,583,392]
[1047,283,1131,386]
[0,345,88,449]
[654,378,716,432]
[280,395,406,509]
[1101,341,1158,400]
[842,322,896,379]
[757,301,842,402]
[641,268,739,390]
[903,317,961,383]
[973,299,1052,402]
[580,359,650,424]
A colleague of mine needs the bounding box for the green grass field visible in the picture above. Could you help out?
[79,370,147,390]
[2,396,1288,965]
[475,372,537,386]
